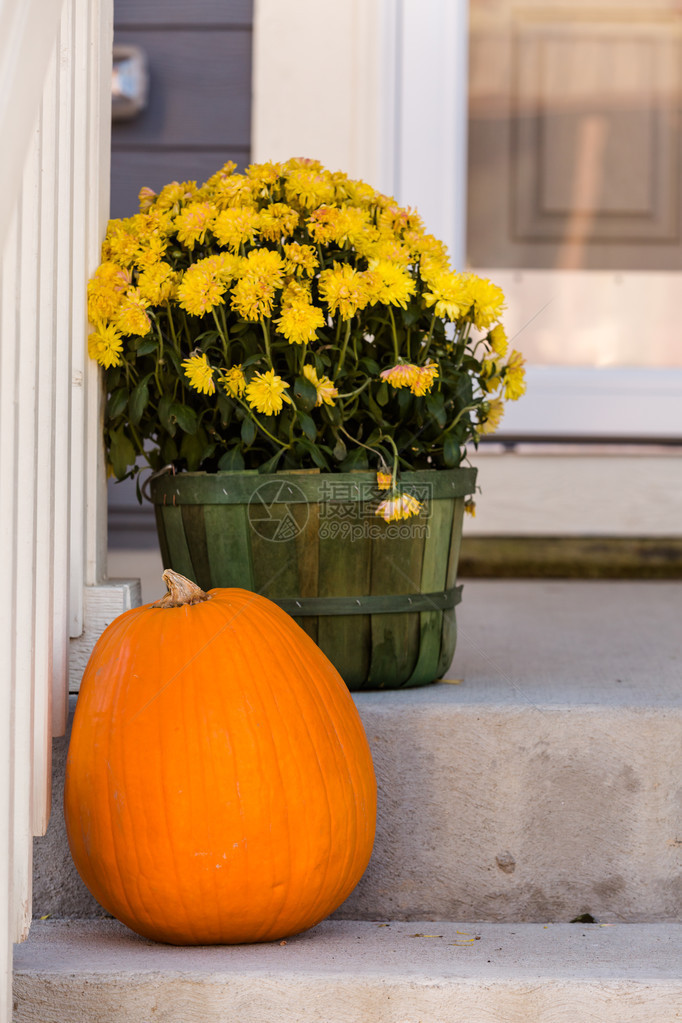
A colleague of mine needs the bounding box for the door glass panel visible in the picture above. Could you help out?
[467,0,682,369]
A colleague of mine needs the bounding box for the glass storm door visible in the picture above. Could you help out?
[467,0,682,439]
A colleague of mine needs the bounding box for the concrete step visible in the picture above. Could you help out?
[13,918,682,1023]
[36,581,682,924]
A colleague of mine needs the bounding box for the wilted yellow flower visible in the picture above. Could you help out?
[410,361,439,397]
[478,397,505,435]
[276,297,324,345]
[220,364,246,398]
[88,323,124,368]
[282,242,319,277]
[182,352,215,395]
[138,186,157,211]
[137,262,177,305]
[503,350,526,401]
[245,369,292,416]
[464,499,476,517]
[212,206,260,251]
[375,492,422,522]
[174,202,214,249]
[466,275,505,329]
[380,363,419,389]
[302,364,338,406]
[488,323,508,357]
[376,471,393,491]
[318,263,369,320]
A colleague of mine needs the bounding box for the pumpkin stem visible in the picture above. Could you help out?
[152,570,211,608]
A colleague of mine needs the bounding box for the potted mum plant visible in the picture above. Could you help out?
[88,158,525,690]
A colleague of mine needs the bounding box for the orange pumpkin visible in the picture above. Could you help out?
[64,571,376,945]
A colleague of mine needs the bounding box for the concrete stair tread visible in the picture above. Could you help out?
[14,919,682,1022]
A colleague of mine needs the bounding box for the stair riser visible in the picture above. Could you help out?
[33,696,682,923]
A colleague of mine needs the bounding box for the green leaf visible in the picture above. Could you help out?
[241,416,256,446]
[107,387,128,420]
[128,377,151,426]
[293,375,318,412]
[108,427,137,480]
[340,447,368,471]
[218,447,245,471]
[297,438,329,470]
[426,391,447,429]
[158,395,176,436]
[375,381,389,407]
[258,449,285,474]
[359,356,380,375]
[297,410,317,442]
[172,403,198,435]
[443,433,460,467]
[135,337,158,357]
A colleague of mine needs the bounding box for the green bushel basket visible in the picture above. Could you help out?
[149,467,476,691]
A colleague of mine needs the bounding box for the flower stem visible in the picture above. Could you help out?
[334,319,352,379]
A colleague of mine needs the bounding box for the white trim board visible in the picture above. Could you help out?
[496,367,682,441]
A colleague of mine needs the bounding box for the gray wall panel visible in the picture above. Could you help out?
[115,0,253,27]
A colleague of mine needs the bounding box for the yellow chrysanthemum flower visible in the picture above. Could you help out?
[503,350,526,401]
[284,168,336,209]
[210,174,257,210]
[365,259,416,309]
[88,323,124,368]
[220,364,246,398]
[318,262,370,320]
[177,260,228,317]
[376,471,393,491]
[133,235,168,271]
[116,288,152,337]
[87,262,130,323]
[488,323,508,357]
[174,202,215,249]
[375,492,422,522]
[245,369,292,416]
[102,220,140,267]
[466,275,505,329]
[137,261,177,305]
[464,499,476,517]
[246,160,284,186]
[231,277,276,321]
[155,180,197,212]
[182,352,215,395]
[282,242,319,277]
[239,248,286,286]
[257,203,299,241]
[204,162,238,191]
[478,397,505,435]
[276,298,324,345]
[302,364,338,406]
[421,269,472,321]
[212,207,260,251]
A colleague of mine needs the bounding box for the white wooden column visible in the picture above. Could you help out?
[0,1,139,1019]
